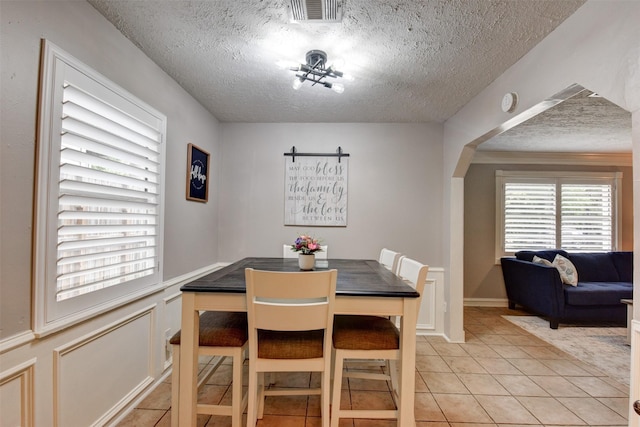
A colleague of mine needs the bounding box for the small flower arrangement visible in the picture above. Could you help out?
[291,234,322,255]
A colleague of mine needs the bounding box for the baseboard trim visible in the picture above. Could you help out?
[464,298,509,307]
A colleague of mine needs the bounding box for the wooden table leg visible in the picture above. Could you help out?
[178,293,199,426]
[397,298,417,427]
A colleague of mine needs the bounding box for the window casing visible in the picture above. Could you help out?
[34,40,166,336]
[496,171,621,260]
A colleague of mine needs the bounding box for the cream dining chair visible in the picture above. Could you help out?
[244,268,337,427]
[330,256,428,426]
[170,311,248,427]
[379,248,402,273]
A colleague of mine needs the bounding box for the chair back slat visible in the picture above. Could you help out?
[379,248,402,273]
[254,303,330,331]
[282,244,297,258]
[397,257,429,297]
[283,244,329,259]
[245,269,337,332]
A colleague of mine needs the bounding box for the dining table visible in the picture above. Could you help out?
[177,257,421,426]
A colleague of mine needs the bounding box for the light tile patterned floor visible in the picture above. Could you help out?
[117,307,630,426]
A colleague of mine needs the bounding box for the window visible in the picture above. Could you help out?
[33,40,166,336]
[496,171,621,258]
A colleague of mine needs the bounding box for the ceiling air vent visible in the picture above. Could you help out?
[290,0,343,22]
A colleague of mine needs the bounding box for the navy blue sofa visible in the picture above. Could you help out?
[501,250,633,328]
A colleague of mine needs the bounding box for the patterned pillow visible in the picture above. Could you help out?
[552,254,578,286]
[532,255,553,267]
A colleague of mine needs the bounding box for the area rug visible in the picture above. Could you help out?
[503,315,630,386]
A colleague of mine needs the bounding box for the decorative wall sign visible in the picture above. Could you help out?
[186,143,209,202]
[284,148,348,226]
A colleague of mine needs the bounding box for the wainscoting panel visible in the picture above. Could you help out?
[416,267,444,335]
[163,291,182,369]
[0,358,35,427]
[53,306,155,427]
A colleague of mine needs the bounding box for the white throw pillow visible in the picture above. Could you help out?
[532,255,553,267]
[552,254,578,286]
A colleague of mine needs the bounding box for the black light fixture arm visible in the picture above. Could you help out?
[289,49,346,92]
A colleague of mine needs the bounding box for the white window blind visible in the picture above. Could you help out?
[34,40,166,335]
[57,82,161,301]
[496,171,621,259]
[504,182,556,252]
[561,183,613,251]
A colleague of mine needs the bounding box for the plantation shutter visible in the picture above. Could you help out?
[57,83,161,301]
[503,182,556,252]
[561,183,613,251]
[34,40,166,335]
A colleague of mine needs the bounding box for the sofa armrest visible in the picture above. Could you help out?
[500,258,565,318]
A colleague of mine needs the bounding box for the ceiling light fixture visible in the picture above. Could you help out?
[290,50,346,94]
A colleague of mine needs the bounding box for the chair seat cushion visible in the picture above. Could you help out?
[258,330,324,359]
[170,311,248,347]
[333,315,399,350]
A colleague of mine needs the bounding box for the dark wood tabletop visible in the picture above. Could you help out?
[181,257,420,298]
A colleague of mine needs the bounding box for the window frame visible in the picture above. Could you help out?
[495,170,622,261]
[33,40,166,336]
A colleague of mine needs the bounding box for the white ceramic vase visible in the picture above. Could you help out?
[298,253,315,270]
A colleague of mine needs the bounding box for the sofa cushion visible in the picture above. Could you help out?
[532,255,553,266]
[610,251,633,282]
[515,249,569,263]
[553,254,578,286]
[568,253,620,282]
[564,281,633,306]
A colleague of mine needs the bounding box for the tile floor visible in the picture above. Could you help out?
[117,307,630,426]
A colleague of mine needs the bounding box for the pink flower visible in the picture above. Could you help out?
[291,234,322,255]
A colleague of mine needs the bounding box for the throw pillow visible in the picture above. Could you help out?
[532,255,553,267]
[552,254,578,286]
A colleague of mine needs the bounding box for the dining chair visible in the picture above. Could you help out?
[282,244,329,259]
[379,248,402,273]
[244,268,338,427]
[330,257,428,426]
[170,311,248,427]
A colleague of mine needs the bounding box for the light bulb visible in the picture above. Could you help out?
[331,83,345,94]
[292,78,303,90]
[342,72,354,82]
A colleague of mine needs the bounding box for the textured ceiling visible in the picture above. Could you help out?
[479,90,632,153]
[88,0,586,123]
[88,0,631,153]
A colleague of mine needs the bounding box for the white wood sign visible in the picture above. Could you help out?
[284,156,348,226]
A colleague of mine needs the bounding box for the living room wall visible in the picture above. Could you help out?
[464,162,633,303]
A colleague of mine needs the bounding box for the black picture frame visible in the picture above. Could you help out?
[186,143,210,202]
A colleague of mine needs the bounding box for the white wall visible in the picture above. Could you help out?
[0,1,222,425]
[218,123,444,265]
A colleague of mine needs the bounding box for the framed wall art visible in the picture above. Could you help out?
[284,147,349,226]
[186,143,209,202]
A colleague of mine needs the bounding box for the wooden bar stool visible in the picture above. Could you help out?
[170,311,248,427]
[244,268,337,427]
[331,257,428,426]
